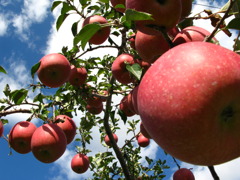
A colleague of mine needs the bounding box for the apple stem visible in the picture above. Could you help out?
[208,166,220,180]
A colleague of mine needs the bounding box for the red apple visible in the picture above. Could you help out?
[68,65,87,87]
[111,53,136,84]
[126,0,182,35]
[31,123,67,163]
[131,85,139,114]
[104,133,118,146]
[86,103,103,115]
[173,168,195,180]
[9,121,37,154]
[138,41,240,165]
[110,0,126,13]
[0,121,3,137]
[82,15,110,45]
[136,133,150,147]
[173,26,219,46]
[119,95,136,117]
[135,30,170,64]
[167,26,180,39]
[140,122,151,139]
[71,153,90,174]
[86,96,103,108]
[37,53,71,88]
[54,115,77,144]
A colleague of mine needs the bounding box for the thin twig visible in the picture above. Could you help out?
[208,166,220,180]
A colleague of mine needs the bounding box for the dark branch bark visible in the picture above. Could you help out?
[0,109,32,117]
[208,166,220,180]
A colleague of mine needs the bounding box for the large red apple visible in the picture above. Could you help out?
[104,133,118,146]
[9,121,37,154]
[37,53,71,88]
[135,30,170,64]
[0,121,3,137]
[136,133,150,147]
[173,168,195,180]
[173,26,219,46]
[54,115,77,144]
[126,0,182,35]
[31,123,67,163]
[71,153,90,174]
[110,0,126,13]
[68,65,87,87]
[138,42,240,165]
[82,15,110,45]
[111,53,136,84]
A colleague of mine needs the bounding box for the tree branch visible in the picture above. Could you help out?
[0,109,32,117]
[208,166,220,180]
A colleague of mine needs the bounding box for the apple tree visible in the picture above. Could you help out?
[1,0,240,179]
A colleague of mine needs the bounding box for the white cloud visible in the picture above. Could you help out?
[0,14,8,36]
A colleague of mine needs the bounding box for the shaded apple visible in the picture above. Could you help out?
[119,95,136,117]
[173,26,219,46]
[37,53,71,88]
[110,0,126,13]
[135,30,170,64]
[9,121,37,154]
[138,41,240,165]
[86,96,103,108]
[71,153,90,174]
[131,85,139,114]
[104,133,118,146]
[140,122,151,139]
[111,53,136,84]
[54,115,77,144]
[82,15,110,45]
[126,0,182,35]
[68,65,87,87]
[86,103,103,115]
[31,123,67,163]
[173,168,195,180]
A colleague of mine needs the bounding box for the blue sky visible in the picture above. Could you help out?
[1,0,240,180]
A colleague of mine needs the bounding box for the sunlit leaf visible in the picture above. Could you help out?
[31,62,40,78]
[126,63,142,81]
[11,89,28,105]
[0,66,7,74]
[125,9,154,21]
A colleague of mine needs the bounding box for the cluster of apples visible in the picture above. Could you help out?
[111,0,240,169]
[6,115,89,174]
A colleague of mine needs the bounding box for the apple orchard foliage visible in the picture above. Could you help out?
[0,0,240,179]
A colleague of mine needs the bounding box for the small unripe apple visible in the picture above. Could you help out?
[9,121,37,154]
[110,0,126,13]
[37,53,71,88]
[31,123,67,163]
[68,66,87,87]
[173,168,195,180]
[82,15,110,45]
[54,115,77,144]
[136,133,150,147]
[104,133,118,146]
[71,153,90,174]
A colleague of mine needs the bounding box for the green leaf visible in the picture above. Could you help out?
[0,66,7,74]
[3,84,11,97]
[232,0,240,18]
[126,63,142,81]
[61,2,74,14]
[71,21,79,36]
[118,110,127,124]
[125,9,154,21]
[0,119,8,125]
[56,13,69,31]
[31,62,40,78]
[33,93,44,103]
[11,89,28,105]
[51,1,62,12]
[226,18,240,30]
[74,23,101,50]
